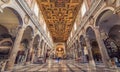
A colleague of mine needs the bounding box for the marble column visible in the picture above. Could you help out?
[41,43,45,57]
[84,35,96,68]
[44,45,47,58]
[26,38,34,63]
[5,27,25,71]
[44,45,48,57]
[44,45,48,63]
[75,42,79,58]
[24,49,29,63]
[73,46,75,59]
[79,41,85,62]
[31,41,41,63]
[37,42,41,57]
[71,48,74,58]
[94,26,111,67]
[78,40,82,57]
[31,51,35,63]
[38,39,42,57]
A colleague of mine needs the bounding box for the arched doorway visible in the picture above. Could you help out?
[0,26,13,59]
[15,39,29,64]
[96,10,120,66]
[0,7,22,70]
[15,26,34,65]
[86,27,102,63]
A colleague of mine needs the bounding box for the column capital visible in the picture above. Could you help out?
[84,34,89,38]
[17,25,25,31]
[93,26,100,30]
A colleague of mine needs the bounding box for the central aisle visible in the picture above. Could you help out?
[13,59,119,72]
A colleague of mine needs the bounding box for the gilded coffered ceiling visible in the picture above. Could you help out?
[37,0,83,42]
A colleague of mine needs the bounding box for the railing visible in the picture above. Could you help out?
[67,0,104,48]
[16,0,53,48]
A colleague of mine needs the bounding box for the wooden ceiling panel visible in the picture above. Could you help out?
[37,0,83,42]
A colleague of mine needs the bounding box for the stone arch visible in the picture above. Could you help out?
[0,7,24,70]
[79,35,89,62]
[94,7,115,27]
[14,26,34,64]
[85,26,94,37]
[108,25,120,42]
[94,7,120,66]
[3,7,23,25]
[32,34,40,63]
[84,25,94,35]
[33,34,40,48]
[104,25,120,62]
[23,26,34,41]
[0,7,23,61]
[0,7,23,38]
[86,27,102,63]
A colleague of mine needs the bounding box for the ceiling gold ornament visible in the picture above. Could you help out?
[37,0,83,42]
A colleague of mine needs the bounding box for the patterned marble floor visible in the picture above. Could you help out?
[13,60,120,72]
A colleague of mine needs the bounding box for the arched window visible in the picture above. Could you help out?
[34,2,39,17]
[43,23,46,32]
[70,32,73,38]
[81,2,87,17]
[74,22,77,31]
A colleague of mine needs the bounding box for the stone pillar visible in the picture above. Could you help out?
[71,47,74,59]
[79,41,85,62]
[44,45,47,63]
[94,27,111,67]
[31,51,35,63]
[77,40,81,57]
[5,27,25,71]
[75,42,79,58]
[71,47,74,58]
[24,49,29,63]
[72,46,76,59]
[44,45,47,58]
[69,47,71,58]
[26,38,34,63]
[31,41,41,63]
[38,39,42,57]
[41,43,45,57]
[37,42,41,57]
[84,35,96,68]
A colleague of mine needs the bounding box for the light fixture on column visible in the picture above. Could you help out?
[118,30,120,32]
